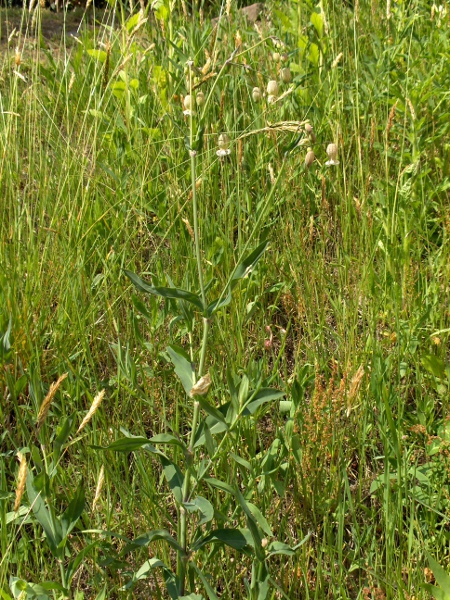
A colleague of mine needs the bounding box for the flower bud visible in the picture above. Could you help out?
[272,51,281,62]
[183,94,194,111]
[280,67,292,83]
[267,80,278,96]
[326,143,339,165]
[305,123,316,143]
[267,94,277,104]
[252,86,262,102]
[196,91,205,106]
[305,147,315,169]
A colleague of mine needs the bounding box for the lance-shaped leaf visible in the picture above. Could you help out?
[167,345,196,396]
[125,270,204,311]
[26,472,60,557]
[123,529,183,554]
[122,557,178,598]
[192,528,254,552]
[160,456,184,504]
[207,241,269,316]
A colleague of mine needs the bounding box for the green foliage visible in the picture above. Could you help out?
[1,0,450,597]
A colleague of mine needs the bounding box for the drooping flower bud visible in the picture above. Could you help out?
[196,91,205,106]
[280,67,292,83]
[183,94,195,115]
[305,147,315,169]
[252,86,262,102]
[272,51,281,62]
[325,143,339,165]
[305,123,316,143]
[267,80,279,96]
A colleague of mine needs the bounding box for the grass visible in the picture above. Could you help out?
[1,0,450,597]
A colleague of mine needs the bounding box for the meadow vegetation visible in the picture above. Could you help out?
[1,0,450,597]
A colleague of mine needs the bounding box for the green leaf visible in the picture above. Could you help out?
[427,555,450,597]
[167,345,196,396]
[149,433,187,450]
[190,562,219,600]
[122,557,178,598]
[421,355,447,379]
[161,456,184,504]
[267,541,296,557]
[242,388,285,415]
[65,542,98,586]
[26,472,60,557]
[310,12,324,37]
[235,489,265,560]
[125,270,204,311]
[87,49,107,63]
[124,529,183,554]
[192,528,254,552]
[246,502,273,537]
[54,417,74,461]
[196,396,227,425]
[125,12,140,31]
[93,436,162,454]
[422,583,447,600]
[184,496,214,526]
[179,595,205,600]
[204,477,235,496]
[232,241,269,284]
[60,482,85,540]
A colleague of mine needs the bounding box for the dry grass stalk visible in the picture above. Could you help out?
[77,390,106,434]
[14,451,27,512]
[36,373,68,432]
[92,465,105,511]
[386,100,398,140]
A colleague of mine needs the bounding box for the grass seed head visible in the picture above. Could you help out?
[77,389,106,434]
[36,373,68,432]
[14,451,27,512]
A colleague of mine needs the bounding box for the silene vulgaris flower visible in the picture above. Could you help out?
[217,133,231,157]
[183,94,195,116]
[326,143,339,166]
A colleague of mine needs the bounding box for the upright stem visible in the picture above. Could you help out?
[177,63,210,595]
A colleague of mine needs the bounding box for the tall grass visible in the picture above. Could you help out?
[1,0,450,597]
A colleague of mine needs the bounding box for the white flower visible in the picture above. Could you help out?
[267,80,278,96]
[217,133,231,157]
[325,143,339,166]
